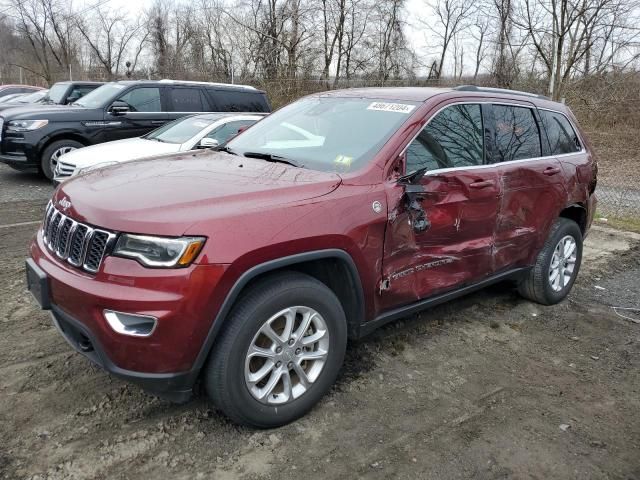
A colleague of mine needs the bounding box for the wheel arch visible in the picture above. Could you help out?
[38,132,89,157]
[188,249,366,383]
[559,203,588,235]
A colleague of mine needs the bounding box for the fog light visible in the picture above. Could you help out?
[103,310,157,337]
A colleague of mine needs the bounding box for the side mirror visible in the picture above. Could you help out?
[109,101,130,115]
[197,138,219,149]
[65,95,80,104]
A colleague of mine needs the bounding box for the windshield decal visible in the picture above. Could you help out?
[367,102,416,114]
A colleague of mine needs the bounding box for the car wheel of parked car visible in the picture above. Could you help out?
[41,139,83,180]
[518,218,583,305]
[204,271,347,428]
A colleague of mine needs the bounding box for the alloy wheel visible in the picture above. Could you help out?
[50,146,76,174]
[244,306,330,405]
[548,235,577,292]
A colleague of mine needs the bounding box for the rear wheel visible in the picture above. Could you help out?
[204,271,347,428]
[518,218,583,305]
[41,139,83,181]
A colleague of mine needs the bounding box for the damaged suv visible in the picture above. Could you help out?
[26,86,597,427]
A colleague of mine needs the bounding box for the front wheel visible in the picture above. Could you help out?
[204,271,347,428]
[518,218,583,305]
[41,139,83,181]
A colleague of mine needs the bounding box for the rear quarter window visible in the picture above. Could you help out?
[539,110,582,154]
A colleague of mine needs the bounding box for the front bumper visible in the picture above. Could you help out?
[28,229,229,400]
[51,303,194,401]
[0,152,37,171]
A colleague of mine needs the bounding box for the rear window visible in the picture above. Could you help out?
[493,105,542,161]
[210,90,269,112]
[169,88,207,112]
[539,110,582,154]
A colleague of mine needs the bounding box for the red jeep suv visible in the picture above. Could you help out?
[26,86,597,427]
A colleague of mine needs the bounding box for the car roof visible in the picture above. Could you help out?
[314,85,568,110]
[112,79,262,93]
[0,84,43,90]
[316,87,451,102]
[183,113,267,123]
[52,81,104,85]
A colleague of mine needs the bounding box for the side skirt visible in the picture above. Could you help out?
[359,267,529,338]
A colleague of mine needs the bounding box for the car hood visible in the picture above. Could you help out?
[53,150,342,236]
[0,104,98,120]
[60,138,182,169]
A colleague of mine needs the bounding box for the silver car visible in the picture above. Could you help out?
[53,113,265,183]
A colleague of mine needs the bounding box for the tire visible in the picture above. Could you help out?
[518,218,583,305]
[204,271,347,428]
[40,139,84,181]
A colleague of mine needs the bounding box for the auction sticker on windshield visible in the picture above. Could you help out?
[367,102,416,114]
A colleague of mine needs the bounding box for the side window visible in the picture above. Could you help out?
[406,104,485,172]
[170,88,205,112]
[493,105,542,161]
[75,86,97,98]
[539,110,581,154]
[206,120,255,143]
[118,87,161,112]
[211,91,267,112]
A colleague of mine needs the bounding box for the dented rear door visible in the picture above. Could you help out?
[488,103,567,271]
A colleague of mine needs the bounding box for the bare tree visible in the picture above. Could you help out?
[77,6,144,79]
[418,0,475,78]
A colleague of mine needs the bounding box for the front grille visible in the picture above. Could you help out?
[55,160,76,178]
[42,202,116,273]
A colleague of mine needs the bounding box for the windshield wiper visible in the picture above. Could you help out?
[214,145,237,155]
[242,151,303,168]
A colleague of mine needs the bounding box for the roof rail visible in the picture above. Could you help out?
[158,79,256,90]
[454,85,550,101]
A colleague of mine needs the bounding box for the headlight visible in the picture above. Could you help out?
[113,234,206,268]
[7,119,49,131]
[77,161,119,175]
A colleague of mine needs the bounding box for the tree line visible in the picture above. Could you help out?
[0,0,638,100]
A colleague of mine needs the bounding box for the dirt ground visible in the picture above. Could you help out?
[1,164,639,480]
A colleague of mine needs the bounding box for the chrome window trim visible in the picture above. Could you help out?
[401,100,586,176]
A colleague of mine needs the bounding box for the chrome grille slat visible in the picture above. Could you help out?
[41,205,115,274]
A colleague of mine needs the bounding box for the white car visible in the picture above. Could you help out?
[53,113,265,183]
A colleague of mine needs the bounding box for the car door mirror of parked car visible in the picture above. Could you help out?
[109,101,130,115]
[66,94,80,104]
[198,138,219,149]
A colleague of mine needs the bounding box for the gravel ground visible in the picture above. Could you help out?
[1,164,639,480]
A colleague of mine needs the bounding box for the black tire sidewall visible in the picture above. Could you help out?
[211,279,347,427]
[539,220,583,304]
[41,140,83,180]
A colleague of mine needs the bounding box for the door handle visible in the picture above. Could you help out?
[151,120,166,125]
[469,179,493,189]
[543,166,561,176]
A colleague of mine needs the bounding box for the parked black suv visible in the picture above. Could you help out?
[0,80,271,179]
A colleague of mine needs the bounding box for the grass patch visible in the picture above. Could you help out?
[595,211,640,233]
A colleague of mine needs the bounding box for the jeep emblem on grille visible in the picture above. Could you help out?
[58,197,72,210]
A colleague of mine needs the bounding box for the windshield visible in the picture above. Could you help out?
[145,115,220,144]
[73,83,127,108]
[47,83,69,104]
[226,97,418,172]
